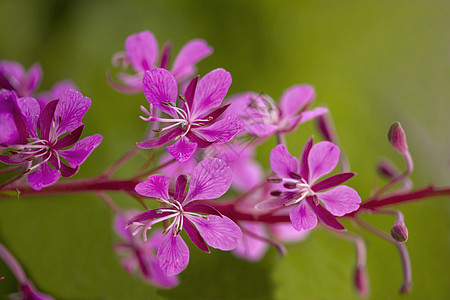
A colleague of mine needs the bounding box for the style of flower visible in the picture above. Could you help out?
[109,30,213,93]
[0,60,42,97]
[137,68,244,162]
[258,138,361,231]
[127,158,242,276]
[226,85,328,137]
[0,89,102,190]
[114,211,178,288]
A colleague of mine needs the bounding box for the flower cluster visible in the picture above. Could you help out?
[1,29,444,298]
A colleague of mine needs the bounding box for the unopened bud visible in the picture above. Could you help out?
[391,221,408,243]
[388,122,408,154]
[354,266,370,298]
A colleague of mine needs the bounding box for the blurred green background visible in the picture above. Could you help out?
[0,0,449,299]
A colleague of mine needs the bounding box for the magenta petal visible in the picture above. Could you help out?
[171,39,213,82]
[27,164,61,191]
[316,185,361,216]
[127,209,174,225]
[125,30,158,72]
[312,172,356,192]
[183,76,199,108]
[279,84,315,119]
[195,114,244,145]
[269,223,310,243]
[54,125,84,149]
[174,175,187,202]
[16,96,40,136]
[39,99,58,140]
[135,174,171,200]
[188,215,242,251]
[183,218,210,253]
[298,107,328,124]
[289,201,318,231]
[157,229,189,276]
[246,122,278,137]
[299,137,313,180]
[185,131,213,148]
[308,141,340,183]
[54,89,91,136]
[26,63,43,95]
[231,160,263,192]
[58,134,102,168]
[143,68,178,117]
[167,136,197,162]
[306,197,345,230]
[147,258,179,288]
[184,158,232,203]
[191,68,231,118]
[270,144,299,179]
[137,127,183,149]
[184,203,223,217]
[233,221,268,262]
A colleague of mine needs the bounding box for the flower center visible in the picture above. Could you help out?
[140,95,212,137]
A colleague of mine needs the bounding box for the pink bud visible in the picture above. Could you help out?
[391,221,408,243]
[388,122,408,154]
[354,266,370,297]
[376,158,399,179]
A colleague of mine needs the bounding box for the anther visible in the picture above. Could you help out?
[267,177,282,183]
[270,190,283,197]
[283,182,297,189]
[289,172,303,180]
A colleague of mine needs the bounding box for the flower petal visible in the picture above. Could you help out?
[298,107,328,123]
[289,201,318,231]
[183,203,223,217]
[27,164,61,191]
[191,68,231,118]
[183,218,210,253]
[125,30,158,72]
[39,99,58,141]
[270,144,299,179]
[54,89,91,136]
[147,257,179,288]
[143,68,178,117]
[279,84,315,119]
[312,172,356,192]
[184,158,232,203]
[174,175,187,202]
[308,141,340,183]
[157,229,189,276]
[135,174,171,200]
[16,96,40,136]
[299,137,313,180]
[167,136,197,162]
[127,209,174,225]
[195,114,244,145]
[269,223,310,243]
[188,215,242,251]
[25,63,42,96]
[233,221,268,262]
[171,39,213,82]
[306,197,345,230]
[137,127,183,149]
[231,160,263,192]
[54,125,84,149]
[57,134,102,168]
[316,185,361,216]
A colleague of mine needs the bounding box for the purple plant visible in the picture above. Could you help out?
[0,89,102,190]
[109,30,212,93]
[137,68,244,161]
[127,158,242,275]
[258,138,361,231]
[226,85,327,137]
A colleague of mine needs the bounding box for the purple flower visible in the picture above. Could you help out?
[137,68,244,162]
[127,158,242,276]
[204,142,263,192]
[109,30,213,93]
[0,89,102,190]
[226,85,328,137]
[36,79,78,110]
[0,60,42,97]
[114,211,178,288]
[258,138,361,231]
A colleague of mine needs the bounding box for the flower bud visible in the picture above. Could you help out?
[388,122,408,154]
[354,266,370,297]
[376,158,399,179]
[391,221,408,243]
